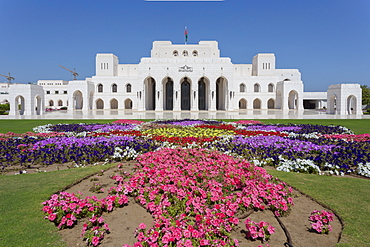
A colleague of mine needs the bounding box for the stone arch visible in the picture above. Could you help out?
[288,90,299,109]
[144,77,156,110]
[34,95,42,115]
[198,76,210,110]
[253,98,262,109]
[180,77,191,110]
[49,100,54,107]
[97,84,103,93]
[327,94,337,114]
[96,99,104,109]
[13,95,25,115]
[162,77,174,110]
[347,95,357,115]
[73,90,83,110]
[124,98,133,109]
[58,100,63,107]
[267,98,275,109]
[110,98,118,109]
[216,77,228,110]
[239,98,247,109]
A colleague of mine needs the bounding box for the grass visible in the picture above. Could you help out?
[0,163,117,247]
[0,119,369,246]
[267,170,370,247]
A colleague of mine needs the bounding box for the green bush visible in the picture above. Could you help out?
[0,103,9,115]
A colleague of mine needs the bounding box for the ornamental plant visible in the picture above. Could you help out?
[244,218,275,242]
[309,210,334,234]
[81,215,110,246]
[109,147,293,246]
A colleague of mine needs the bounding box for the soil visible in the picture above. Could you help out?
[7,162,343,247]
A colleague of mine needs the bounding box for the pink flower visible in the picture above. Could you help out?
[91,236,100,246]
[139,223,146,229]
[48,213,57,221]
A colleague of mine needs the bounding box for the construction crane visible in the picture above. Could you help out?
[0,73,15,85]
[58,65,79,80]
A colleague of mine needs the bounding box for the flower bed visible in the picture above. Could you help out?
[32,119,368,246]
[44,147,294,246]
[1,119,369,177]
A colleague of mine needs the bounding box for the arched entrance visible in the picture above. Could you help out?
[14,95,25,115]
[267,98,275,109]
[163,77,173,110]
[124,99,132,109]
[73,90,83,110]
[253,98,261,109]
[239,99,247,109]
[181,77,191,110]
[96,99,104,109]
[216,77,228,110]
[110,98,118,109]
[347,95,357,115]
[144,77,156,110]
[35,95,42,115]
[198,77,209,110]
[288,90,298,109]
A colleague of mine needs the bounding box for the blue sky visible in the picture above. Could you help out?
[0,0,369,91]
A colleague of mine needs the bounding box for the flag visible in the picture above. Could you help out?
[184,26,188,43]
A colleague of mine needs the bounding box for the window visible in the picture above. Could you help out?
[55,91,59,94]
[239,83,245,93]
[183,50,188,56]
[58,100,63,106]
[192,50,198,57]
[97,84,103,93]
[49,100,54,106]
[126,83,132,93]
[173,50,178,57]
[63,91,68,94]
[112,84,117,93]
[46,91,50,94]
[254,83,260,93]
[268,83,274,93]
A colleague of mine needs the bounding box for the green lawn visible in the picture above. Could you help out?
[267,170,370,247]
[0,164,117,247]
[0,119,369,246]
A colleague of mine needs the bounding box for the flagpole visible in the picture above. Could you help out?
[184,26,188,45]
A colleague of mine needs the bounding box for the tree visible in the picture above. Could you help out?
[361,85,370,106]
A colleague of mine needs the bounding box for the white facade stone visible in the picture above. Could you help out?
[0,40,362,116]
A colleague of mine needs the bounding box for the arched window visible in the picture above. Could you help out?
[126,84,132,93]
[97,84,103,93]
[268,83,274,93]
[254,83,260,93]
[58,100,63,106]
[49,100,54,107]
[112,84,117,93]
[173,50,178,57]
[183,50,188,57]
[192,50,198,57]
[239,83,245,93]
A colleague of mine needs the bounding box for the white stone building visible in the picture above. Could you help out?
[0,40,362,116]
